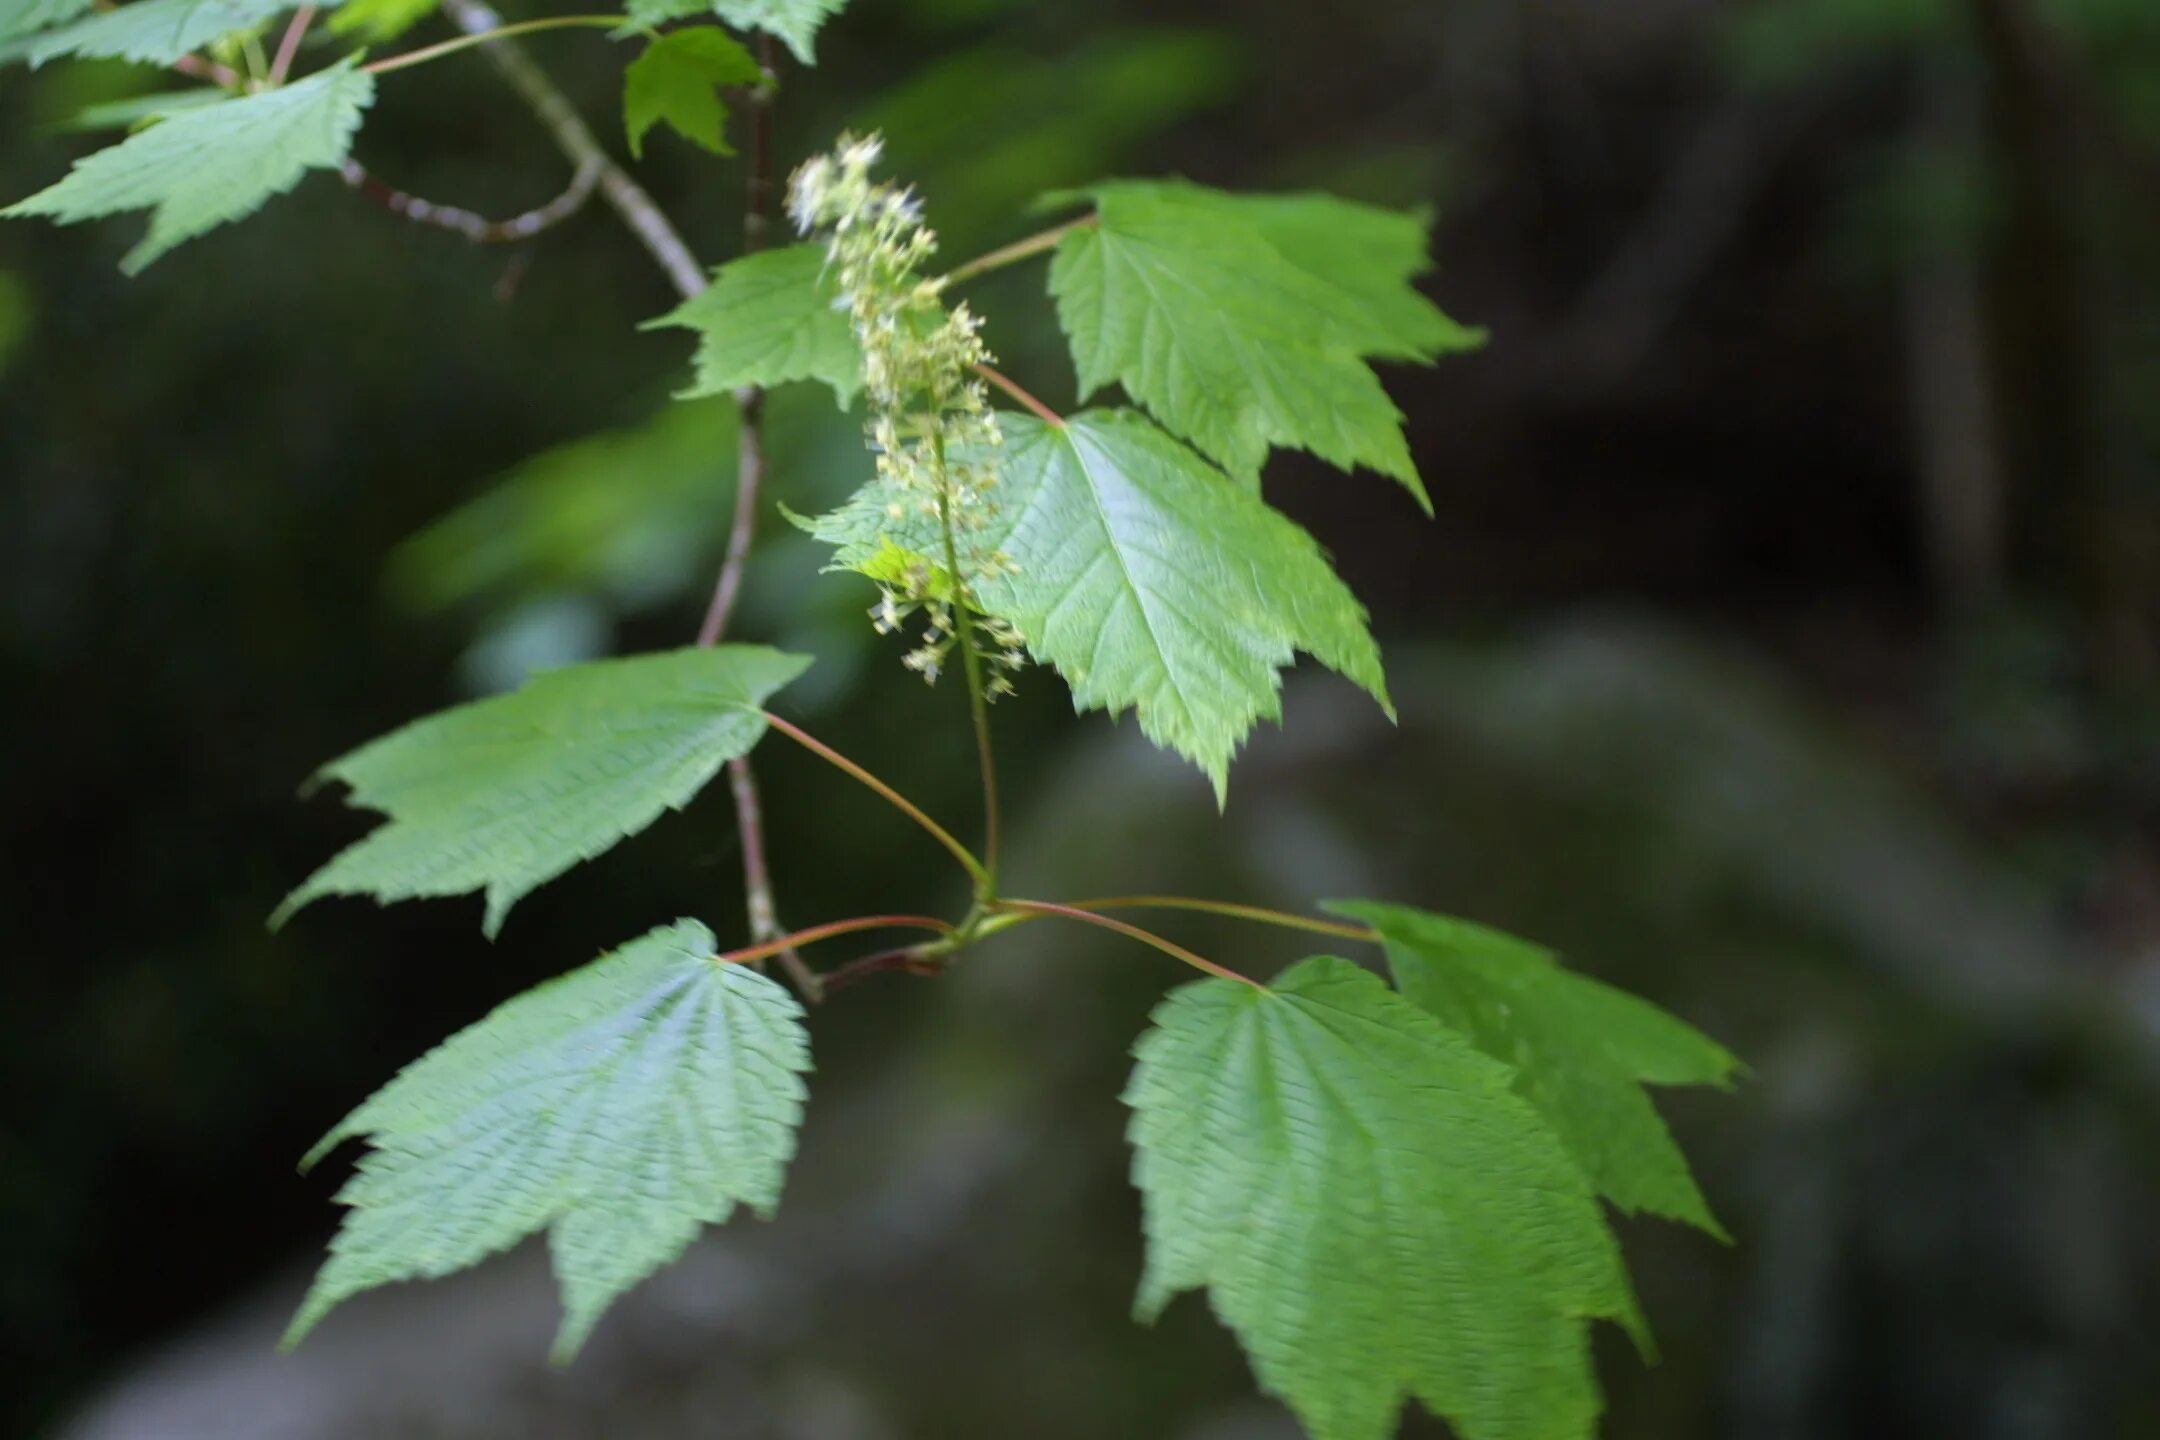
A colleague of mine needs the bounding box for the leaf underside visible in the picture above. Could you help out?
[647,243,860,408]
[273,644,811,937]
[1046,179,1485,505]
[2,56,373,273]
[0,0,94,42]
[623,27,762,159]
[807,408,1391,798]
[620,0,843,65]
[1330,899,1741,1236]
[1126,957,1643,1440]
[286,919,812,1360]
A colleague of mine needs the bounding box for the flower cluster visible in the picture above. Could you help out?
[789,134,1025,694]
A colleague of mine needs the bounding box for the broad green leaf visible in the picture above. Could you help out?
[328,0,435,41]
[273,645,811,937]
[1046,180,1484,507]
[620,0,842,65]
[1126,957,1644,1440]
[286,919,811,1360]
[3,56,373,274]
[622,27,761,160]
[0,0,93,42]
[646,243,859,408]
[19,0,327,66]
[1330,900,1741,1237]
[807,409,1390,798]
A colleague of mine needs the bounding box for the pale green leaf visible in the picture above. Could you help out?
[1330,900,1741,1237]
[1126,957,1644,1440]
[55,87,228,133]
[646,243,859,408]
[807,409,1390,798]
[1046,180,1484,507]
[328,0,436,41]
[3,56,373,274]
[0,0,93,42]
[622,27,761,160]
[620,0,842,65]
[273,645,811,937]
[19,0,326,66]
[286,919,811,1360]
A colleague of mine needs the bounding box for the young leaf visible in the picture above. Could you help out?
[1126,957,1644,1440]
[273,645,811,937]
[3,56,373,274]
[622,27,762,160]
[18,0,321,67]
[646,243,860,408]
[328,0,435,41]
[286,919,811,1360]
[1045,180,1483,507]
[620,0,842,66]
[1330,900,1742,1237]
[807,409,1391,799]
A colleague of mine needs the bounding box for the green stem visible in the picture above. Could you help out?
[933,432,1003,898]
[761,711,990,889]
[716,914,953,967]
[1059,895,1377,943]
[990,899,1261,987]
[363,15,625,76]
[942,214,1097,286]
[974,364,1063,427]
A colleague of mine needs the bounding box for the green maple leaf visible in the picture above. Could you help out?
[17,0,328,66]
[2,56,373,274]
[622,27,762,159]
[286,919,811,1361]
[621,0,843,65]
[1331,900,1742,1237]
[807,409,1390,798]
[1126,957,1645,1440]
[273,645,811,937]
[1045,180,1484,507]
[647,243,860,409]
[0,0,94,42]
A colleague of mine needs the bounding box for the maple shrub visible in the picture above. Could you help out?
[4,1,1742,1435]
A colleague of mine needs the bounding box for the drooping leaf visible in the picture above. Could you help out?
[327,0,435,41]
[1045,179,1484,506]
[286,919,811,1360]
[622,27,761,159]
[3,56,373,274]
[620,0,842,65]
[0,0,94,42]
[807,409,1390,798]
[19,0,325,67]
[1330,900,1742,1237]
[1126,956,1644,1440]
[273,645,811,937]
[647,243,859,408]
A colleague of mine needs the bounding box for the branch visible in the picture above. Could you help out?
[438,0,708,299]
[340,157,601,244]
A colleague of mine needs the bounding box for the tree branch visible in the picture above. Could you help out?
[340,157,601,244]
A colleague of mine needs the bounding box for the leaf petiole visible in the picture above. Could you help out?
[989,898,1261,987]
[362,16,628,77]
[941,214,1097,286]
[760,711,990,888]
[1060,895,1377,943]
[715,914,954,967]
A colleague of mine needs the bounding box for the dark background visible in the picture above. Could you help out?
[5,0,2160,1435]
